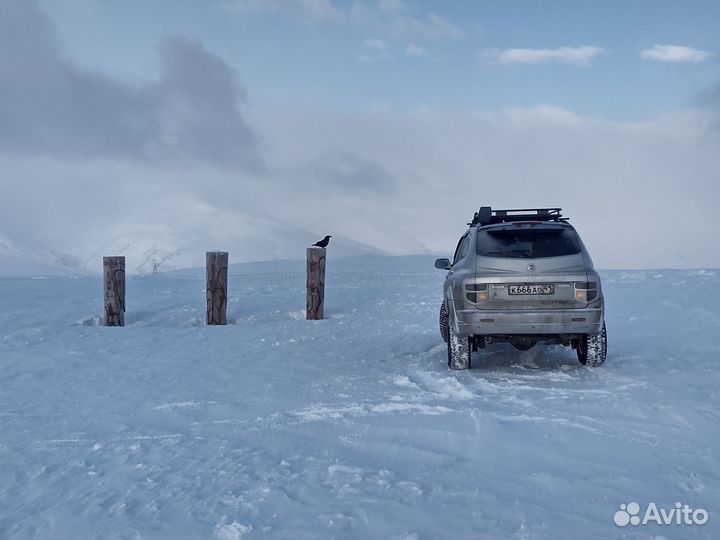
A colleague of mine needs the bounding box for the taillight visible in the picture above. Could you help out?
[465,283,488,303]
[574,281,598,301]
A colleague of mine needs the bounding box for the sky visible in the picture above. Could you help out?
[1,0,719,273]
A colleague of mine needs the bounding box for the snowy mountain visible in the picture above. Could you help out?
[0,207,386,277]
[1,257,718,538]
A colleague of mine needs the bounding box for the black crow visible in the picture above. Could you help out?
[312,235,332,248]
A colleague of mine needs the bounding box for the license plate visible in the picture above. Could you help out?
[508,284,555,295]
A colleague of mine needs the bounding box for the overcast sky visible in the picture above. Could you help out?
[1,0,719,273]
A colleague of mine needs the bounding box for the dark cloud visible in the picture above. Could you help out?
[0,0,262,171]
[303,151,397,195]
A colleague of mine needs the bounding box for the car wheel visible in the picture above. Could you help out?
[447,308,471,370]
[577,321,607,367]
[439,301,449,344]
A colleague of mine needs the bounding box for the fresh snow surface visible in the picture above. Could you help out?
[1,257,719,539]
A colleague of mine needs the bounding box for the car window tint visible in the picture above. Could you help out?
[453,234,469,265]
[476,227,581,258]
[458,237,469,260]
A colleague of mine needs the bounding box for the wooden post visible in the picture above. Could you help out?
[206,251,228,325]
[306,247,326,320]
[103,256,125,327]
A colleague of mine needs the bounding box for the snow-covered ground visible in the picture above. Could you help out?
[1,256,718,539]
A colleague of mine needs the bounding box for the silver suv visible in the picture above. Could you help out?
[435,207,607,369]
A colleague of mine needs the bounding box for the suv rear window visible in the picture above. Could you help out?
[476,226,582,258]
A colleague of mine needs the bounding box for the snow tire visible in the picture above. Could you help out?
[439,301,449,344]
[447,308,471,370]
[577,321,607,367]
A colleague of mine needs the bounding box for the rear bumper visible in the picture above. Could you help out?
[454,306,603,337]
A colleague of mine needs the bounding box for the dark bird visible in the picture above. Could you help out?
[312,235,332,248]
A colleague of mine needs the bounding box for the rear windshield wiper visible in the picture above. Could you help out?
[486,249,535,258]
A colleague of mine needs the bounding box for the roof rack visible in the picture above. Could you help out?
[469,207,567,226]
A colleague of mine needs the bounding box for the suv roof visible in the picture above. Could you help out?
[469,206,569,227]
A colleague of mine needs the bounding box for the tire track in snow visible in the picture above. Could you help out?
[394,343,690,452]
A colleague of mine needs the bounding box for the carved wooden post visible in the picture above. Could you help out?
[306,247,326,320]
[206,251,228,325]
[103,256,125,327]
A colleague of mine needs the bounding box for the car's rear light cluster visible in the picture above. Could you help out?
[465,283,488,303]
[574,281,598,302]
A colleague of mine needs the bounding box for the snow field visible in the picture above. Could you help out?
[0,259,718,538]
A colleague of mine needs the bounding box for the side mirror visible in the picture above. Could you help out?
[434,258,451,270]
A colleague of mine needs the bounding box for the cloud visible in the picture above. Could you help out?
[487,46,604,66]
[2,101,720,271]
[0,0,262,171]
[358,38,391,62]
[641,44,714,63]
[377,0,406,12]
[406,43,426,56]
[698,83,720,131]
[298,0,345,21]
[228,0,343,23]
[255,104,720,268]
[363,38,387,50]
[356,53,392,63]
[382,12,464,40]
[299,151,397,196]
[228,0,464,39]
[702,82,720,108]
